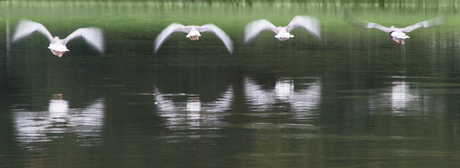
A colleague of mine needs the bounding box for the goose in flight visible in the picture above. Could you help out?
[345,13,443,45]
[154,23,233,54]
[244,16,321,44]
[12,20,104,57]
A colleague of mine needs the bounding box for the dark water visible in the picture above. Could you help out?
[2,1,460,168]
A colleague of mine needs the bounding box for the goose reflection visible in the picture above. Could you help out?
[391,81,416,111]
[186,97,201,112]
[389,81,433,114]
[369,80,434,116]
[12,20,104,57]
[244,77,321,115]
[13,94,105,148]
[48,94,70,125]
[154,86,233,129]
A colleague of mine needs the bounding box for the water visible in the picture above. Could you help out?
[1,1,460,167]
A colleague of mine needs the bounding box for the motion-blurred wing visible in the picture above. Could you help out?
[401,16,443,32]
[154,23,188,53]
[244,19,277,43]
[286,16,321,39]
[63,27,104,53]
[12,20,54,42]
[200,24,234,54]
[344,13,391,32]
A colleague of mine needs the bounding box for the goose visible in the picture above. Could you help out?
[12,20,104,57]
[344,13,443,45]
[244,16,321,44]
[154,23,233,54]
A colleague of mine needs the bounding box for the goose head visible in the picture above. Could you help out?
[186,28,201,41]
[274,29,294,41]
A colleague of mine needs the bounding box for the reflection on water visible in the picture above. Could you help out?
[275,79,294,100]
[3,1,460,167]
[390,81,420,112]
[369,78,434,116]
[154,86,233,130]
[13,94,105,149]
[186,97,201,112]
[244,77,321,115]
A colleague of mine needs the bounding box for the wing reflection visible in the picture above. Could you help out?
[154,86,233,130]
[244,77,321,115]
[13,94,105,148]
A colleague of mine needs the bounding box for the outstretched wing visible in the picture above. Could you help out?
[401,16,443,32]
[244,19,277,43]
[12,20,54,42]
[63,27,104,54]
[344,12,391,32]
[286,16,321,39]
[199,24,234,54]
[154,23,188,53]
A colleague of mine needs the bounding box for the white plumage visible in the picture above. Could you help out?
[244,16,321,43]
[154,23,233,54]
[12,20,104,57]
[345,13,443,44]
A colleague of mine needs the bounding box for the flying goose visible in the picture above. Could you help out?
[244,16,321,44]
[12,20,104,57]
[154,23,233,54]
[345,13,443,44]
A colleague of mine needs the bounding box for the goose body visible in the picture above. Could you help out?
[244,16,321,43]
[345,13,443,44]
[390,31,410,42]
[154,23,233,54]
[274,29,294,41]
[186,27,201,40]
[49,37,70,52]
[12,20,104,57]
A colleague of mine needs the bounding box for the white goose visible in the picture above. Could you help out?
[244,16,321,44]
[154,23,233,54]
[12,20,104,57]
[345,13,443,45]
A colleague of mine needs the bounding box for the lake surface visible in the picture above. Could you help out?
[1,1,460,167]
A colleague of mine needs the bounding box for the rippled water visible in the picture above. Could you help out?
[1,1,460,168]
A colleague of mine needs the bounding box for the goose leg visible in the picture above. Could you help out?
[392,37,403,44]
